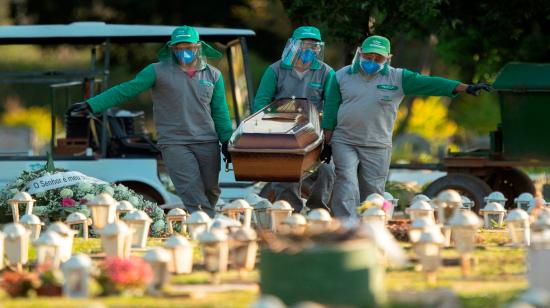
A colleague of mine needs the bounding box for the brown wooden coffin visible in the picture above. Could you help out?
[229,98,323,182]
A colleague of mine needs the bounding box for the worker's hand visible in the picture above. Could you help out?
[67,101,91,116]
[320,143,332,163]
[221,141,232,163]
[466,83,492,96]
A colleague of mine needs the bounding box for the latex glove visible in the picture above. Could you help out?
[67,101,91,115]
[320,143,332,163]
[221,141,232,163]
[466,83,492,96]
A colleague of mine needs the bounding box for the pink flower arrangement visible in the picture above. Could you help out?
[98,257,153,295]
[60,198,76,208]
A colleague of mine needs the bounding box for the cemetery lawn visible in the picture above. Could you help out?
[0,230,527,307]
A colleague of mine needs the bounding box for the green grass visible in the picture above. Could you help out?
[1,230,530,307]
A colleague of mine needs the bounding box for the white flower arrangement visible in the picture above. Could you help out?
[60,188,74,198]
[0,168,166,237]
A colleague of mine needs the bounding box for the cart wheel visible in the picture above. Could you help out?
[486,168,535,209]
[423,173,492,213]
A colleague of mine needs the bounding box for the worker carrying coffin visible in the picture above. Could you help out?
[229,26,340,212]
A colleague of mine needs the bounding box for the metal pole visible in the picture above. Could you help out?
[240,37,254,114]
[90,47,96,97]
[100,39,111,157]
[50,87,55,154]
[226,46,241,125]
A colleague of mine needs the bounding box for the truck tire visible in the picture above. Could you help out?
[486,168,535,209]
[423,173,492,213]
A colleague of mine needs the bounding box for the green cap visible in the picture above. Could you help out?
[169,25,199,46]
[361,35,391,56]
[291,26,322,41]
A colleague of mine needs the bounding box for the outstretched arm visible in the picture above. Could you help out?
[87,64,157,113]
[402,69,491,97]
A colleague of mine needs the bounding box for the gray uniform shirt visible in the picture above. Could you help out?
[269,60,333,111]
[332,65,405,148]
[152,62,220,145]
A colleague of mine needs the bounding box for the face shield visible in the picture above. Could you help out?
[170,43,206,72]
[281,39,325,68]
[350,47,389,75]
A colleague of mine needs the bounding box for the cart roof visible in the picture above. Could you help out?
[493,62,550,91]
[0,22,255,45]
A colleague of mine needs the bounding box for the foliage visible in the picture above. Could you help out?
[281,0,550,80]
[449,93,501,136]
[395,96,457,144]
[97,257,153,296]
[0,167,166,236]
[0,100,63,148]
[430,1,549,81]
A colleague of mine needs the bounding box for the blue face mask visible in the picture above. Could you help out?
[298,49,316,64]
[175,49,195,64]
[361,59,383,75]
